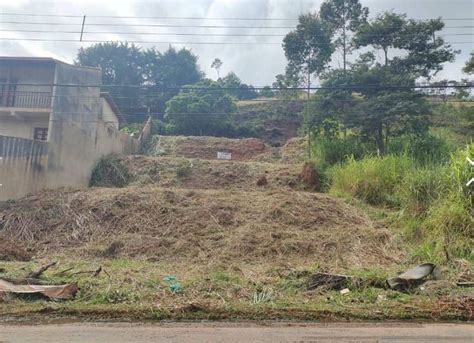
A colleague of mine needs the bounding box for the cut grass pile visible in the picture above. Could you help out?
[121,155,306,191]
[0,187,398,268]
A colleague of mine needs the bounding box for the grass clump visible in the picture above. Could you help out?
[329,154,412,207]
[89,154,131,188]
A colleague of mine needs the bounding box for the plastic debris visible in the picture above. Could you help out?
[340,288,350,295]
[386,263,436,291]
[0,279,77,300]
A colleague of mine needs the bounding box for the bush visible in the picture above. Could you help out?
[312,136,375,167]
[387,133,453,165]
[90,154,131,188]
[329,154,412,206]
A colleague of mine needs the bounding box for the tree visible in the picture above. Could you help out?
[146,47,204,112]
[218,72,258,100]
[211,58,223,79]
[463,53,474,74]
[76,42,148,112]
[283,14,334,99]
[320,0,368,71]
[76,44,204,117]
[354,12,406,66]
[165,80,237,136]
[260,86,275,98]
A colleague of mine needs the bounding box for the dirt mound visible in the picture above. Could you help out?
[151,135,279,162]
[0,238,31,261]
[0,187,400,266]
[122,155,305,191]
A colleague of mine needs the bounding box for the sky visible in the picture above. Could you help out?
[0,0,472,85]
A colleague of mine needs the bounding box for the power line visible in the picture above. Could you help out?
[1,29,473,38]
[0,21,296,29]
[1,37,471,46]
[0,13,298,21]
[1,12,473,21]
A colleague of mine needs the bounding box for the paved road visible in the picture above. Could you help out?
[0,322,472,342]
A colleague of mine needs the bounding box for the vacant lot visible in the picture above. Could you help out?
[0,136,472,321]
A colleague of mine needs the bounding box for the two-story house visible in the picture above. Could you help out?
[0,57,123,141]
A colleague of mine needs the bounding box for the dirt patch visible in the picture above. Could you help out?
[122,155,304,191]
[0,238,31,261]
[152,136,279,162]
[0,187,401,267]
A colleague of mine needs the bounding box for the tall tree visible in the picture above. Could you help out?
[283,14,334,99]
[211,58,223,79]
[320,0,369,71]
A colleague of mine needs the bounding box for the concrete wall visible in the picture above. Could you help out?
[100,98,120,129]
[0,60,55,95]
[0,135,48,201]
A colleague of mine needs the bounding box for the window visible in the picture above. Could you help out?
[34,127,48,141]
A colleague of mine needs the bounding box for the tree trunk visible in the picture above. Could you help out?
[376,124,385,155]
[307,69,311,100]
[384,48,388,66]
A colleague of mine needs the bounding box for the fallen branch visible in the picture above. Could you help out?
[28,261,57,279]
[67,266,102,277]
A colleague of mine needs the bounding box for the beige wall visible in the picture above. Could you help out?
[0,115,50,140]
[100,98,120,129]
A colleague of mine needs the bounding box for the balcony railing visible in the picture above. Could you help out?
[0,91,52,109]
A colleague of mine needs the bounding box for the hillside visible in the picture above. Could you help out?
[0,135,470,321]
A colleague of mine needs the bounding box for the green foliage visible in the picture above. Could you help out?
[218,72,258,100]
[283,13,334,89]
[89,154,131,188]
[165,79,237,136]
[76,44,203,115]
[329,154,412,206]
[311,136,374,167]
[463,52,474,74]
[387,133,453,164]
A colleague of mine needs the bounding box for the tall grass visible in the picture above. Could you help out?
[329,154,412,207]
[328,143,473,262]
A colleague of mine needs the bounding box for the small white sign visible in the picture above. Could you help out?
[217,152,232,160]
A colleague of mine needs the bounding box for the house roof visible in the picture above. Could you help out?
[0,56,101,71]
[100,92,126,123]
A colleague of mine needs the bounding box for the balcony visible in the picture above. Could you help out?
[0,91,52,109]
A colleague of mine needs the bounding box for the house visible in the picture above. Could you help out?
[0,57,123,140]
[0,56,149,201]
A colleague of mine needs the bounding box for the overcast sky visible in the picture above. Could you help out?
[0,0,472,85]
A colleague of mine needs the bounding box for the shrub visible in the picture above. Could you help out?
[387,133,453,165]
[329,154,412,206]
[89,154,131,188]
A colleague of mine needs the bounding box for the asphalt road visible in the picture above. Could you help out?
[0,322,473,342]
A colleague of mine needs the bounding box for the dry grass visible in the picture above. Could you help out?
[0,187,401,268]
[122,155,307,191]
[152,135,279,162]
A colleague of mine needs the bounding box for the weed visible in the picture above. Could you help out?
[89,154,131,188]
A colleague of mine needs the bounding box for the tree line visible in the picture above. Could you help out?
[75,0,472,144]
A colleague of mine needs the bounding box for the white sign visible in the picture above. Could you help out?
[217,152,232,160]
